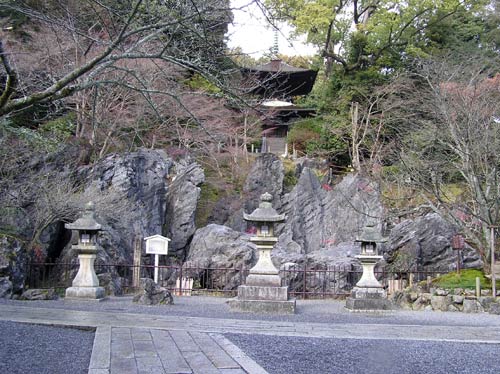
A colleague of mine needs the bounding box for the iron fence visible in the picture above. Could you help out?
[24,262,446,299]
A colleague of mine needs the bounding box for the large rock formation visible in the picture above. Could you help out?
[165,160,205,257]
[384,213,483,272]
[184,224,256,290]
[223,153,284,231]
[1,148,204,297]
[0,237,26,296]
[278,170,383,255]
[185,158,382,293]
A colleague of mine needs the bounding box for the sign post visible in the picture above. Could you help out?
[451,234,464,274]
[144,235,170,284]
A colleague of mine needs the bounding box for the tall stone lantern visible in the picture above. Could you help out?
[346,222,391,310]
[228,192,295,314]
[65,202,105,300]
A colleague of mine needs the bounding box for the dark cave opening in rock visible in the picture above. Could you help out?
[46,222,72,262]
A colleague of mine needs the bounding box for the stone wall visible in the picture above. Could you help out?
[391,286,500,315]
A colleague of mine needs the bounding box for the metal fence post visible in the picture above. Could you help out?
[302,264,307,300]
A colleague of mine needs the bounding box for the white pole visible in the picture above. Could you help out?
[491,226,496,297]
[154,254,159,284]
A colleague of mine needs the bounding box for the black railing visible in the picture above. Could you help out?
[24,262,447,299]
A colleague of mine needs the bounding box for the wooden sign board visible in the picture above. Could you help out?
[144,235,170,255]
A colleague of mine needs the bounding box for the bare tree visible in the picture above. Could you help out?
[397,53,500,265]
[0,0,236,121]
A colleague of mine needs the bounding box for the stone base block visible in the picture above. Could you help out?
[245,274,281,287]
[350,287,387,299]
[346,297,393,311]
[65,286,105,300]
[237,285,288,301]
[346,287,393,311]
[228,298,296,314]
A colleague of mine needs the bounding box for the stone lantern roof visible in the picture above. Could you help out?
[355,222,387,243]
[65,201,102,231]
[243,193,285,223]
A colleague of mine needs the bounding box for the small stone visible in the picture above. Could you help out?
[464,289,476,297]
[431,295,451,311]
[20,288,58,300]
[478,297,496,311]
[463,299,484,313]
[481,289,492,296]
[435,288,448,296]
[0,277,13,299]
[133,278,173,305]
[424,305,433,312]
[452,295,464,304]
[488,303,500,315]
[453,288,464,295]
[447,304,460,312]
[409,292,419,302]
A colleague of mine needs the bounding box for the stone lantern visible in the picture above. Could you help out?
[65,202,105,300]
[228,192,295,313]
[346,222,391,310]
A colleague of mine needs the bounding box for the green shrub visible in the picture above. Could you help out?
[432,269,491,289]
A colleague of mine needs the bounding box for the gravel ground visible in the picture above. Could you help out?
[226,333,500,374]
[0,320,94,374]
[1,295,499,327]
[1,296,499,374]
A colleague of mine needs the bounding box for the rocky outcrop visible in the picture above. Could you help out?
[225,153,284,231]
[0,237,26,297]
[185,158,384,294]
[83,148,174,242]
[184,224,256,290]
[165,161,205,256]
[384,213,483,272]
[0,277,12,298]
[133,278,173,305]
[278,169,384,255]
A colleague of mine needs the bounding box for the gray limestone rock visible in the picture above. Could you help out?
[463,298,484,313]
[0,237,26,295]
[0,277,12,298]
[225,153,284,231]
[184,224,256,290]
[20,288,58,300]
[430,295,452,311]
[165,161,205,255]
[83,148,173,242]
[279,171,383,255]
[384,213,483,272]
[133,278,173,305]
[478,296,496,311]
[413,293,431,311]
[98,273,123,296]
[488,302,500,315]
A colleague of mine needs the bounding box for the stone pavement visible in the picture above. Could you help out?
[88,326,264,374]
[1,303,500,374]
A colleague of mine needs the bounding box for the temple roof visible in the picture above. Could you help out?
[241,59,318,98]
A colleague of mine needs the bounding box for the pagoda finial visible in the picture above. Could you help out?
[272,28,279,57]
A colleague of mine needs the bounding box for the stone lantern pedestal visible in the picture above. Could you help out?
[346,223,392,311]
[228,193,295,314]
[65,202,105,300]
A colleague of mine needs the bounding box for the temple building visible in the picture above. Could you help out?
[240,59,318,155]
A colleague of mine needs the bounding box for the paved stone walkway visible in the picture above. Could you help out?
[88,326,262,374]
[1,303,500,374]
[0,304,267,374]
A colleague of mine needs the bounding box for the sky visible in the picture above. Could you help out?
[226,0,317,58]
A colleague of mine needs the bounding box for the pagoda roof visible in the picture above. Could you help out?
[241,59,318,98]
